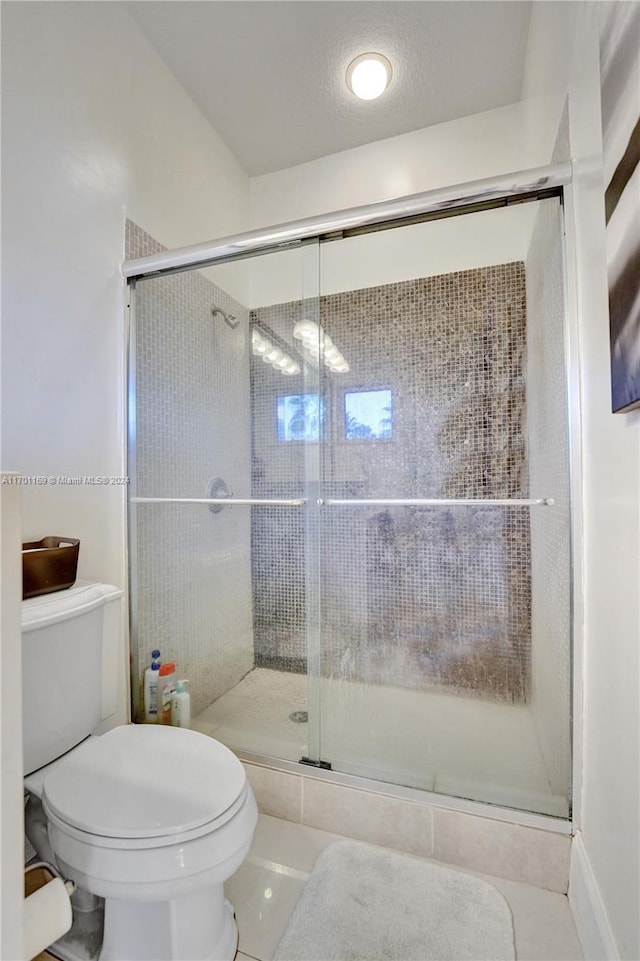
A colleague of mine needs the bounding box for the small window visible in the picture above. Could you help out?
[344,389,392,440]
[277,393,325,442]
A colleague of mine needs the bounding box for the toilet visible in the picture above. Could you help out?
[22,582,258,961]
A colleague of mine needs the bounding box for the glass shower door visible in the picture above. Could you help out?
[246,240,322,764]
[128,192,572,820]
[128,228,321,765]
[315,199,571,817]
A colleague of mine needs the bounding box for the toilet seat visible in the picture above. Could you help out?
[42,725,246,845]
[44,782,251,850]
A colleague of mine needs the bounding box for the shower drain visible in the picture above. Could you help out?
[289,710,308,724]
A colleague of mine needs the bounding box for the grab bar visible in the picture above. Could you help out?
[320,498,554,507]
[131,497,306,507]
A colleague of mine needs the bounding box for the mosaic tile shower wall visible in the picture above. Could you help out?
[127,222,253,718]
[251,263,531,702]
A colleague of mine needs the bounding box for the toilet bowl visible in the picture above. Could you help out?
[22,582,258,959]
[28,724,258,961]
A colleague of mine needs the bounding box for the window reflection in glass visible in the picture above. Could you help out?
[344,389,392,440]
[277,393,325,442]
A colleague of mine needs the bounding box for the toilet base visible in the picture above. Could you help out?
[47,897,104,961]
[47,885,238,961]
[99,884,238,961]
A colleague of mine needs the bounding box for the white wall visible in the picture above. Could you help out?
[249,98,562,308]
[1,1,250,595]
[250,100,564,227]
[523,3,640,959]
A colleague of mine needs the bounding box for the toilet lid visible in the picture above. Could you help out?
[42,725,247,839]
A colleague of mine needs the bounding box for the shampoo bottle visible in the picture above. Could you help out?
[158,662,177,725]
[170,680,191,729]
[143,650,161,722]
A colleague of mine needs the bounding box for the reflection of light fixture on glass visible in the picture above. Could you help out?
[252,329,299,375]
[264,888,273,900]
[293,320,350,374]
[292,319,319,344]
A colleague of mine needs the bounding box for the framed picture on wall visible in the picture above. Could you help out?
[599,4,640,413]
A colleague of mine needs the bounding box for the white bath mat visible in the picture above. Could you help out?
[273,840,516,961]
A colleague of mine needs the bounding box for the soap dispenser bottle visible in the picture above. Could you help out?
[171,680,191,729]
[143,650,161,722]
[158,662,177,725]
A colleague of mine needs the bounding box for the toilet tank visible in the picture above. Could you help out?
[22,581,123,775]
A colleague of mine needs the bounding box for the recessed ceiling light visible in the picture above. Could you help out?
[346,53,392,101]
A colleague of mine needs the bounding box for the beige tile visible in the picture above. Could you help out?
[249,813,343,874]
[490,878,583,960]
[302,776,433,858]
[226,860,306,961]
[244,763,302,823]
[433,808,571,893]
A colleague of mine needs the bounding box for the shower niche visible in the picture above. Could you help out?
[127,191,572,819]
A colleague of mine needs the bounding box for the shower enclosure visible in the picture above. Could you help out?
[126,167,573,819]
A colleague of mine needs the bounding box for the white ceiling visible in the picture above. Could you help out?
[126,1,532,177]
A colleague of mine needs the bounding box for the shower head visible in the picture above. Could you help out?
[211,305,240,330]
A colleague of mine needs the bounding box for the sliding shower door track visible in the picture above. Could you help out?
[122,163,571,280]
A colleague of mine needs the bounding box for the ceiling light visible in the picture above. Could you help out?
[346,53,392,101]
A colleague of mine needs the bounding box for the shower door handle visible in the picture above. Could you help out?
[319,497,554,507]
[130,496,307,507]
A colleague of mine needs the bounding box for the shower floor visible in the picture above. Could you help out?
[192,668,568,818]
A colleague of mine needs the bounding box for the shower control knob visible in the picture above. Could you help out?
[207,477,234,513]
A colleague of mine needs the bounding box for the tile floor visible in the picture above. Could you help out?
[227,814,583,961]
[194,668,569,817]
[41,814,581,961]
